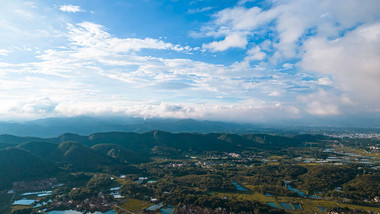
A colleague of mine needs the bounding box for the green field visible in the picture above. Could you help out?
[216,185,380,213]
[119,198,154,213]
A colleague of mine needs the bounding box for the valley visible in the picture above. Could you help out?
[0,130,379,214]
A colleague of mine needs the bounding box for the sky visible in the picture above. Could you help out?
[0,0,379,126]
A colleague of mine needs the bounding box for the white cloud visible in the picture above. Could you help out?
[1,0,378,122]
[199,0,380,59]
[59,5,84,13]
[0,49,11,56]
[68,22,196,55]
[0,1,66,51]
[246,46,266,61]
[317,77,332,86]
[298,89,340,116]
[307,101,339,116]
[5,97,58,119]
[282,63,293,69]
[0,19,319,121]
[50,100,301,123]
[188,7,213,14]
[203,33,248,51]
[301,23,380,107]
[197,0,380,115]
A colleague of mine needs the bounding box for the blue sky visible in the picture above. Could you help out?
[0,0,379,125]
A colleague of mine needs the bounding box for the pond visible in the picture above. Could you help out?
[22,190,52,196]
[160,205,175,214]
[146,202,163,211]
[266,202,279,209]
[279,202,293,210]
[47,210,82,214]
[287,185,321,198]
[232,182,248,191]
[286,185,306,197]
[13,198,37,205]
[47,210,116,214]
[292,203,302,210]
[109,187,120,191]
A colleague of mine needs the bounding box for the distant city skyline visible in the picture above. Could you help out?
[0,0,379,125]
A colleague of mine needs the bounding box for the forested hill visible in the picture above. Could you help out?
[0,130,330,189]
[0,130,329,151]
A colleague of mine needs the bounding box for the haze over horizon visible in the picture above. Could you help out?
[1,0,379,126]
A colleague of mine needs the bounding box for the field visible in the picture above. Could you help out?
[119,199,154,213]
[216,185,380,213]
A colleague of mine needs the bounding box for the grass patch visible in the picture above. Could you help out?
[267,155,284,160]
[121,198,153,212]
[11,205,30,213]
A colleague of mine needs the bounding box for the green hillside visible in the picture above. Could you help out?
[17,141,59,160]
[91,144,147,164]
[0,148,57,189]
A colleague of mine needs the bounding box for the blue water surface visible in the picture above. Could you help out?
[266,202,279,209]
[47,210,116,214]
[13,199,37,205]
[279,202,293,210]
[232,182,248,191]
[292,203,302,210]
[146,202,163,211]
[160,205,175,214]
[286,185,306,197]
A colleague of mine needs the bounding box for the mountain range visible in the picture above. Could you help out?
[0,130,329,189]
[1,116,378,138]
[0,116,263,137]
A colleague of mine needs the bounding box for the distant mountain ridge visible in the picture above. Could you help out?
[0,130,328,153]
[0,116,261,137]
[1,116,377,138]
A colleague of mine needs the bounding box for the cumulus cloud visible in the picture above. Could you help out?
[6,97,58,119]
[68,22,196,55]
[1,0,378,122]
[0,19,320,122]
[317,78,332,86]
[199,0,380,57]
[245,46,266,61]
[301,23,380,106]
[202,33,248,51]
[298,90,340,116]
[197,0,380,115]
[59,5,84,13]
